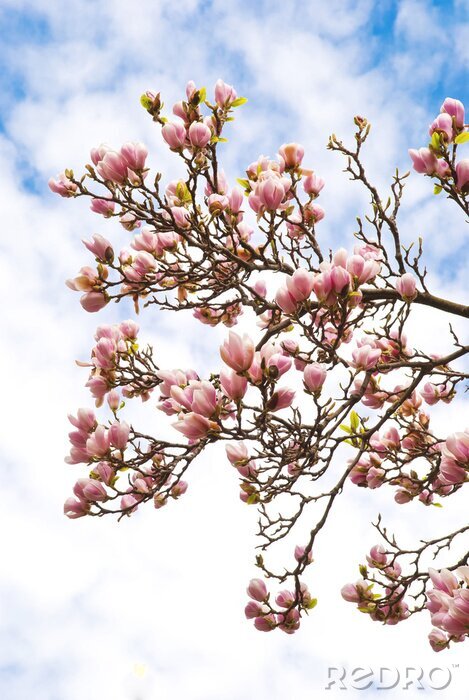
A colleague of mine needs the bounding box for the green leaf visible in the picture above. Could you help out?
[140,94,153,110]
[231,96,248,108]
[307,598,318,610]
[455,131,469,144]
[432,502,443,508]
[359,564,368,577]
[430,131,441,150]
[340,424,352,434]
[350,410,360,431]
[433,184,442,195]
[246,493,259,505]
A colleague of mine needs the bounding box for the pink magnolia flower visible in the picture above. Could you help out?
[90,198,115,217]
[277,608,301,634]
[109,421,130,450]
[256,177,287,210]
[366,544,388,568]
[120,141,148,171]
[172,412,219,440]
[214,79,237,107]
[80,291,108,313]
[456,159,469,191]
[330,265,351,294]
[275,286,298,314]
[90,143,111,165]
[294,545,313,563]
[119,211,140,230]
[220,331,254,372]
[440,97,465,129]
[168,206,191,229]
[428,628,449,652]
[86,425,111,457]
[254,615,276,632]
[408,148,438,175]
[247,578,268,602]
[278,142,304,168]
[303,364,327,393]
[266,387,295,412]
[220,368,248,400]
[443,430,469,465]
[207,193,229,214]
[188,121,212,148]
[366,466,385,489]
[351,344,381,370]
[303,173,324,196]
[162,121,187,149]
[96,150,128,183]
[420,382,452,405]
[74,477,108,502]
[171,480,188,498]
[225,442,249,465]
[49,172,78,197]
[245,601,268,619]
[68,408,97,433]
[304,202,325,223]
[94,461,115,486]
[64,497,89,519]
[286,268,315,301]
[395,273,417,302]
[429,113,454,142]
[83,233,114,263]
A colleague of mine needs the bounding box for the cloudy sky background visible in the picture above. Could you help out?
[0,0,468,698]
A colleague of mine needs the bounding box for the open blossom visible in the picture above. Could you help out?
[64,497,89,519]
[173,412,219,440]
[49,172,78,197]
[350,344,381,370]
[366,544,388,568]
[278,143,304,169]
[120,141,148,171]
[408,148,439,175]
[420,382,453,405]
[83,234,114,263]
[220,331,254,372]
[96,150,128,183]
[220,368,247,400]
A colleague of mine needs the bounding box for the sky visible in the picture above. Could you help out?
[0,1,468,698]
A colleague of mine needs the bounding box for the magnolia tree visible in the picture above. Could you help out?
[50,80,469,649]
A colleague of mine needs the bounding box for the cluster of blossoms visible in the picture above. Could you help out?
[427,567,469,651]
[341,545,409,626]
[409,97,469,192]
[51,80,468,647]
[245,573,316,635]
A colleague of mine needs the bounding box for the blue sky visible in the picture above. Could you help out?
[0,1,468,699]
